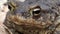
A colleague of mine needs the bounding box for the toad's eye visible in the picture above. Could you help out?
[29,6,41,16]
[8,1,17,13]
[32,8,40,14]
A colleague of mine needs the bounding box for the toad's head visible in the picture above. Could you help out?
[6,0,59,28]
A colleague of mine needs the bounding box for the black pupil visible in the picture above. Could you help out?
[8,5,11,10]
[32,10,40,14]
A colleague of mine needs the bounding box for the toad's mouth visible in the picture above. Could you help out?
[7,14,52,28]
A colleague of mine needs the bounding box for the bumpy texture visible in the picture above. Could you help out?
[4,0,60,34]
